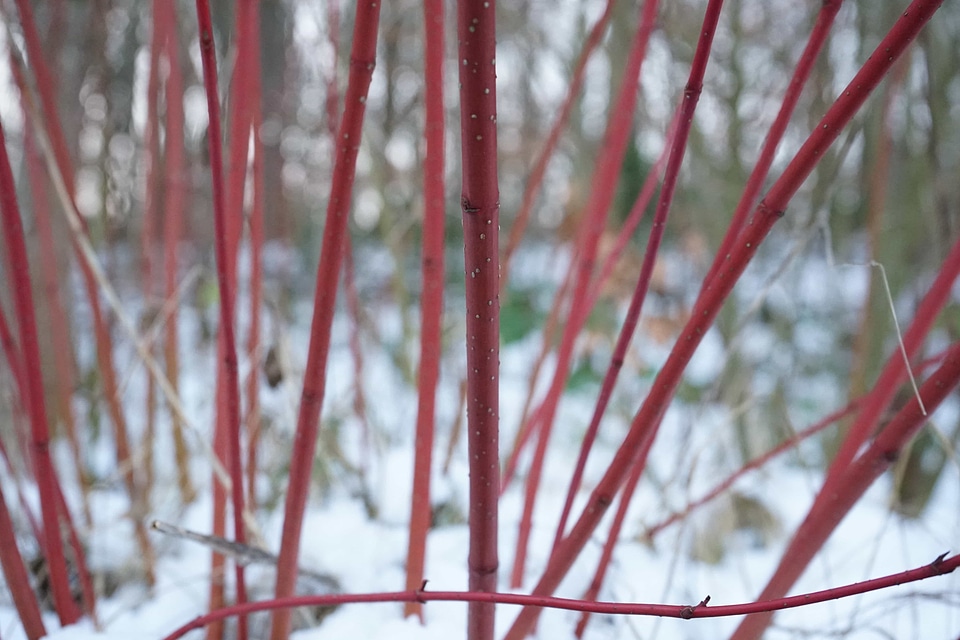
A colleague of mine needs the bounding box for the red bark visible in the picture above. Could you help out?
[458,1,501,637]
[405,0,447,620]
[162,552,960,640]
[0,118,81,626]
[510,0,660,589]
[194,1,249,637]
[269,3,382,638]
[503,1,943,637]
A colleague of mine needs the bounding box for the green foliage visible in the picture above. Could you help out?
[613,134,654,226]
[500,287,543,344]
[566,356,602,392]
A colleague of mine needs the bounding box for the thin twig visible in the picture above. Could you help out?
[150,520,339,588]
[161,552,960,640]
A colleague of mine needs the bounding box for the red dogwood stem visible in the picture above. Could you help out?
[458,1,501,638]
[0,119,80,625]
[159,0,195,506]
[730,338,960,640]
[162,552,960,640]
[510,0,660,589]
[405,0,447,621]
[566,4,723,631]
[500,0,616,290]
[193,3,248,637]
[503,2,943,638]
[703,0,843,288]
[0,484,45,639]
[269,3,382,639]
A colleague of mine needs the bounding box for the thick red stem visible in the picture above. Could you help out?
[0,485,46,639]
[552,111,678,550]
[458,1,501,638]
[269,4,382,638]
[703,0,843,289]
[193,1,248,636]
[405,0,447,621]
[510,0,660,588]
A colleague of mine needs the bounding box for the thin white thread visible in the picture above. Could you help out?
[823,224,927,417]
[870,260,926,416]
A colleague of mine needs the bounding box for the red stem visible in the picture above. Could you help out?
[269,4,382,638]
[500,264,572,492]
[404,0,447,620]
[208,379,228,640]
[163,552,960,640]
[227,0,263,520]
[0,435,43,546]
[55,479,98,625]
[226,0,257,261]
[730,339,960,640]
[500,0,616,292]
[12,0,74,193]
[344,245,372,471]
[575,415,661,637]
[12,0,152,583]
[589,110,680,309]
[567,3,726,629]
[0,484,46,639]
[510,0,660,589]
[193,1,248,636]
[703,0,843,289]
[244,0,266,514]
[0,306,22,394]
[0,118,80,625]
[552,111,678,550]
[159,0,195,505]
[0,307,46,637]
[23,120,90,527]
[645,398,860,541]
[328,0,372,481]
[503,1,942,637]
[458,0,501,636]
[142,0,165,292]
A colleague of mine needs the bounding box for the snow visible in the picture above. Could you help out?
[2,242,959,640]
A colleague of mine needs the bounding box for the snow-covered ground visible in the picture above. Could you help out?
[2,242,959,640]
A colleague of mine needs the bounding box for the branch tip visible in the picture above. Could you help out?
[416,580,428,604]
[679,595,710,619]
